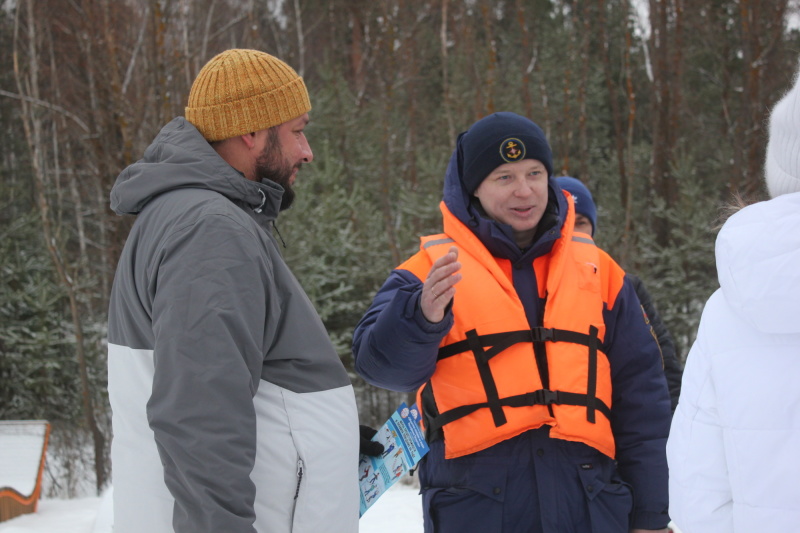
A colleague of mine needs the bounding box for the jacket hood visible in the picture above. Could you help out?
[441,148,566,260]
[716,191,800,334]
[110,117,283,217]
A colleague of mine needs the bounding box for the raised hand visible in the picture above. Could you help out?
[420,246,462,323]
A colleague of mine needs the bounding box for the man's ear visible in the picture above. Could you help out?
[240,132,258,150]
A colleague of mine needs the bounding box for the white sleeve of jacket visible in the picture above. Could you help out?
[667,291,733,533]
[149,213,270,532]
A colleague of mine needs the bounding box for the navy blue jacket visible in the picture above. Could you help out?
[353,151,671,532]
[628,273,683,413]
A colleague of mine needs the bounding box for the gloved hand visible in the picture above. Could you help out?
[359,424,385,456]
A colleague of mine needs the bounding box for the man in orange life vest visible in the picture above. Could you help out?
[352,112,671,532]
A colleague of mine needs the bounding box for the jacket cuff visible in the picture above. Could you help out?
[410,292,453,334]
[629,509,670,530]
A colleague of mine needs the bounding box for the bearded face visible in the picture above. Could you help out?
[254,127,299,211]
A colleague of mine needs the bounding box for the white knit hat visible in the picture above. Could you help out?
[766,65,800,198]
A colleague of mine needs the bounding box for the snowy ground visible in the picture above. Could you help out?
[0,481,423,533]
[0,481,682,533]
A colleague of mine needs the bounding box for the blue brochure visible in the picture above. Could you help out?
[358,402,429,517]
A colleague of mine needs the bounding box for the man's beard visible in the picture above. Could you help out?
[254,133,299,211]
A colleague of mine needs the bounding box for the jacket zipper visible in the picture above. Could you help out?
[294,458,304,500]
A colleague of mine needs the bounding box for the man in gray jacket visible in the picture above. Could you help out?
[107,49,360,533]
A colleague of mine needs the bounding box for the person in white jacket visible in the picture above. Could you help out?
[666,64,800,532]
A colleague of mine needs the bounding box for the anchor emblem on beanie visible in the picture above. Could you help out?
[500,138,526,162]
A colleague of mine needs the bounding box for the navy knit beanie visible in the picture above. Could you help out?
[457,112,554,194]
[554,176,597,236]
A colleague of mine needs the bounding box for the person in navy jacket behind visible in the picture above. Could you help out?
[353,112,671,532]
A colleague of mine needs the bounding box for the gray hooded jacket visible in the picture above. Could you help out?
[107,118,359,533]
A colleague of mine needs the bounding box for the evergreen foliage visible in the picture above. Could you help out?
[2,0,800,492]
[0,214,80,421]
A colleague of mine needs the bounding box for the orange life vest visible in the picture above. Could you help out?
[400,194,625,460]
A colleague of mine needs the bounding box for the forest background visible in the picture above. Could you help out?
[1,0,799,498]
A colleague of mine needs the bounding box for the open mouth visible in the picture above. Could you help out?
[289,165,302,184]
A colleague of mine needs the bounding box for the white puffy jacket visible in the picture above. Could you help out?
[667,192,800,532]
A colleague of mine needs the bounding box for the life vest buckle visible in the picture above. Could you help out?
[534,388,559,406]
[530,327,554,343]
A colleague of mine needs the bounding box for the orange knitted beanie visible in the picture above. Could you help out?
[185,49,311,142]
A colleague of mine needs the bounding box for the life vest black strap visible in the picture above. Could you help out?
[436,327,599,361]
[437,330,532,361]
[466,329,507,427]
[586,325,599,423]
[431,326,605,431]
[532,329,552,416]
[426,389,612,434]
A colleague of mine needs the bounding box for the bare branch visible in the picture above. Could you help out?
[0,88,91,133]
[123,5,150,95]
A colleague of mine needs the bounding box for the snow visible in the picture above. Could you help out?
[0,482,423,533]
[0,421,48,497]
[359,482,424,533]
[0,481,682,533]
[0,497,100,533]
